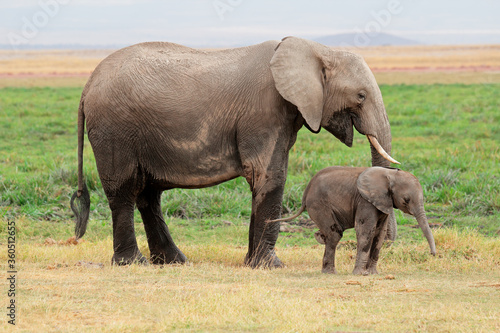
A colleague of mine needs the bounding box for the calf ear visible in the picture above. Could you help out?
[314,231,326,245]
[357,167,394,215]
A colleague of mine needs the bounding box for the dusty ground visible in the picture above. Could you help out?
[0,44,499,87]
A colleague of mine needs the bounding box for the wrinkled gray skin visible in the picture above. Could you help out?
[72,37,397,268]
[269,167,436,275]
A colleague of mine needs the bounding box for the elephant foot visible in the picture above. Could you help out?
[322,266,338,274]
[112,251,148,266]
[352,267,369,276]
[366,266,379,275]
[150,249,188,265]
[245,249,284,269]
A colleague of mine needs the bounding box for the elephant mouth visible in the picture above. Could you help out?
[323,109,354,147]
[322,109,400,165]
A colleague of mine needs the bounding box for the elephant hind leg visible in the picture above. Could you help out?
[107,192,147,265]
[321,232,342,274]
[309,209,343,274]
[136,187,187,265]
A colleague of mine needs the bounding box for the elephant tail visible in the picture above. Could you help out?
[70,99,90,240]
[266,203,306,223]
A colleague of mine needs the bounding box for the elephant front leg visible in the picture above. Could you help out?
[244,176,285,268]
[353,202,378,275]
[366,215,389,275]
[136,188,187,265]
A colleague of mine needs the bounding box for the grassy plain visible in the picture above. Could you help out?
[0,47,499,331]
[7,223,500,332]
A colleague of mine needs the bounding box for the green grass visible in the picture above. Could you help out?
[2,84,498,236]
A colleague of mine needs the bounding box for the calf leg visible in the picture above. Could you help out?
[366,215,389,275]
[353,201,379,275]
[310,208,343,274]
[321,232,343,274]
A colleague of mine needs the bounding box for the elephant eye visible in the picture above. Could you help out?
[357,92,366,102]
[404,197,410,204]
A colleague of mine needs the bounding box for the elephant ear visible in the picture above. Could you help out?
[357,167,395,215]
[270,37,329,132]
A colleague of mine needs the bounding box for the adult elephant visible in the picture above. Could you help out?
[71,36,399,268]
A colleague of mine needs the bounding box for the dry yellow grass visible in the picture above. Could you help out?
[0,44,500,87]
[3,223,499,332]
[0,76,89,88]
[0,49,111,75]
[339,44,500,69]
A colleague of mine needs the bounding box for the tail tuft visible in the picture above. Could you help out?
[70,182,90,239]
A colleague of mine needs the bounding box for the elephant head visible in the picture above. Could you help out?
[270,36,399,167]
[357,167,437,255]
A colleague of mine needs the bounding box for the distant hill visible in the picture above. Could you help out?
[314,33,420,47]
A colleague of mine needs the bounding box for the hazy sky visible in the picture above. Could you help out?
[1,0,499,48]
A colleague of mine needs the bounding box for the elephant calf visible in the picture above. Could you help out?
[269,166,436,275]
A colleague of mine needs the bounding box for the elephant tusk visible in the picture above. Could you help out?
[367,135,401,165]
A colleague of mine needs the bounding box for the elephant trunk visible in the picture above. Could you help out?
[415,210,436,255]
